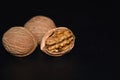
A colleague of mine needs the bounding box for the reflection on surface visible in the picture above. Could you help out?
[0,51,85,80]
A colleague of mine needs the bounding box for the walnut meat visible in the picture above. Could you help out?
[24,15,56,44]
[40,27,75,57]
[2,27,37,57]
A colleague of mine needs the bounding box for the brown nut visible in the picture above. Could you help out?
[2,27,37,57]
[24,15,56,44]
[40,27,75,57]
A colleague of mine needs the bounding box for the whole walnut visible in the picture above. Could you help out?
[2,27,37,57]
[40,27,75,57]
[24,15,56,44]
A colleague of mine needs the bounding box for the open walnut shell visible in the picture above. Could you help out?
[40,27,75,57]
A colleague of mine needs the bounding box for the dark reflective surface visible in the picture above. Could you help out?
[0,8,112,80]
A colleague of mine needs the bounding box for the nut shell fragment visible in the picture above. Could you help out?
[2,27,37,57]
[41,27,75,57]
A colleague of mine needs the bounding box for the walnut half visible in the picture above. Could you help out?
[40,27,75,57]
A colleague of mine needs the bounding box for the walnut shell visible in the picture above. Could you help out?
[40,27,75,57]
[2,27,37,57]
[24,15,56,44]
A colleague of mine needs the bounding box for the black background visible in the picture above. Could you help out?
[0,8,113,80]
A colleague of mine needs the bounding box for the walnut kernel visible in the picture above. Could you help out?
[41,27,75,57]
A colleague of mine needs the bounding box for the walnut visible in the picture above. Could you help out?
[40,27,75,57]
[2,27,37,57]
[24,15,56,44]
